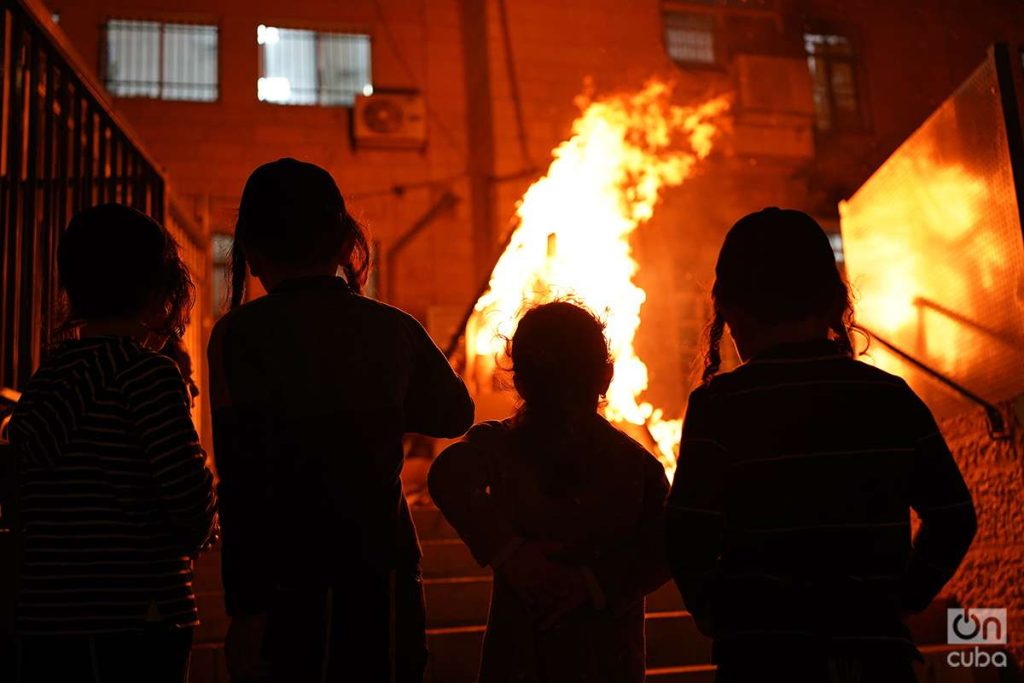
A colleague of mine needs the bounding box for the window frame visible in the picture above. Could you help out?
[256,24,373,108]
[662,9,722,69]
[102,17,220,103]
[803,28,868,134]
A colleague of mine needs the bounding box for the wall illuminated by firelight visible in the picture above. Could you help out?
[840,52,1024,418]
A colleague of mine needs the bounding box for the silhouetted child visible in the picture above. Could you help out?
[208,158,474,683]
[8,204,217,683]
[667,208,977,683]
[429,301,670,683]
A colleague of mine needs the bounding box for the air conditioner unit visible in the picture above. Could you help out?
[353,90,427,149]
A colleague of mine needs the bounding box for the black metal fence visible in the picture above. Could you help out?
[1,0,173,390]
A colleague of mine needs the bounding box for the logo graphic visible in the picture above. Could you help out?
[947,609,1008,669]
[948,608,1007,645]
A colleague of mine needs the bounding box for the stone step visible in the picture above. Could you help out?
[648,580,685,612]
[426,625,485,683]
[424,639,1014,683]
[645,664,717,683]
[186,602,1007,683]
[646,611,713,668]
[424,611,713,676]
[414,506,458,541]
[188,642,229,683]
[422,538,488,578]
[185,641,1016,683]
[423,575,685,629]
[425,576,493,628]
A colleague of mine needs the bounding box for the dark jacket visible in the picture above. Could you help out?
[208,276,474,616]
[666,340,977,662]
[429,415,670,683]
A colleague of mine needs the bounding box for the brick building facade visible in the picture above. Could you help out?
[46,0,1024,407]
[42,0,1024,671]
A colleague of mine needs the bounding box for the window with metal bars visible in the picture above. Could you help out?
[104,20,218,102]
[804,33,863,132]
[257,25,372,106]
[663,12,716,66]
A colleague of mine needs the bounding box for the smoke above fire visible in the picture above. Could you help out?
[468,79,730,475]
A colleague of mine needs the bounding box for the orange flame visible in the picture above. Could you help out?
[469,80,729,474]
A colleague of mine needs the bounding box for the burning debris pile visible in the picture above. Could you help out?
[467,80,730,474]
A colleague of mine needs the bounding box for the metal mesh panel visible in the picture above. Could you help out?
[840,52,1024,417]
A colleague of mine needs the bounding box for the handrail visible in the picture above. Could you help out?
[867,329,1011,441]
[14,0,168,176]
[1,0,207,394]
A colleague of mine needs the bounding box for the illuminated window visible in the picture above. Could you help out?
[104,20,218,101]
[804,33,862,131]
[212,233,233,315]
[664,12,716,65]
[257,25,372,106]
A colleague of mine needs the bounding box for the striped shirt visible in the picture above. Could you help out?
[666,340,977,661]
[9,336,216,634]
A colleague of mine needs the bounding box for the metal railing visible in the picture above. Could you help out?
[0,0,208,394]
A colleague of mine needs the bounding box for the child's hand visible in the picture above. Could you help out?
[537,568,589,630]
[498,540,567,612]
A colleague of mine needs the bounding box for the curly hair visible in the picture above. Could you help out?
[56,203,195,340]
[229,158,371,307]
[702,207,864,382]
[507,300,613,421]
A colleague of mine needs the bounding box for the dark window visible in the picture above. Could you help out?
[804,33,862,131]
[104,20,218,102]
[664,12,716,66]
[257,25,372,106]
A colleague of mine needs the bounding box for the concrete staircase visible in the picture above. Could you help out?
[188,506,1011,683]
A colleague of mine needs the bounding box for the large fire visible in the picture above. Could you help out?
[468,80,729,474]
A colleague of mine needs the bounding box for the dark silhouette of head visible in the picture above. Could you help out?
[230,158,370,307]
[57,203,194,340]
[509,301,613,422]
[703,207,859,381]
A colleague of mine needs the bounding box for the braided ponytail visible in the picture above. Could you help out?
[702,308,726,383]
[828,280,868,357]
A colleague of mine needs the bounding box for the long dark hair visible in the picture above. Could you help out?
[56,203,195,340]
[229,158,370,308]
[703,207,862,382]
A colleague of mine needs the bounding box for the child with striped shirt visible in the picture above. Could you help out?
[667,208,977,683]
[9,204,217,683]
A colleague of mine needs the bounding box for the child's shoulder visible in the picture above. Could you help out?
[462,419,514,446]
[214,291,413,334]
[704,354,908,397]
[596,417,665,469]
[114,342,182,384]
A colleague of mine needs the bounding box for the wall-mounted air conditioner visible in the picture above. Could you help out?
[352,90,427,149]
